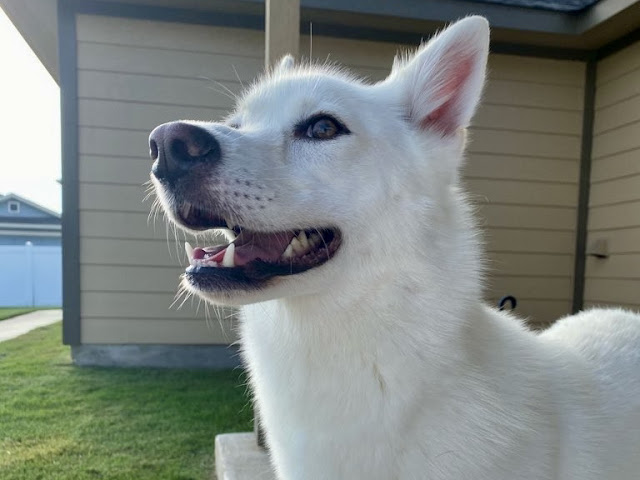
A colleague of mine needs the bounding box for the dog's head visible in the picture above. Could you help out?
[149,16,489,306]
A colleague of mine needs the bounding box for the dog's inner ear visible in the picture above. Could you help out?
[391,17,489,136]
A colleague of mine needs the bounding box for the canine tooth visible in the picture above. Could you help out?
[297,231,309,250]
[222,243,235,267]
[290,237,304,254]
[282,244,293,259]
[225,218,235,230]
[184,241,194,259]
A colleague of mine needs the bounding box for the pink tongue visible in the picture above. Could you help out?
[194,231,295,267]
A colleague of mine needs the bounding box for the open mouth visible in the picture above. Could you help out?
[177,203,342,291]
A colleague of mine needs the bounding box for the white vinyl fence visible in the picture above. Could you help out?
[0,243,62,307]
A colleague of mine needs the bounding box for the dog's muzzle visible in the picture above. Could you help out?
[148,121,221,184]
[147,120,343,293]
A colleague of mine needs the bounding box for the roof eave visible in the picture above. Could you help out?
[2,0,640,86]
[0,193,62,219]
[0,0,58,81]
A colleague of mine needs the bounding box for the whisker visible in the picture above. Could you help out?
[176,289,193,310]
[315,227,331,260]
[231,65,244,90]
[198,76,239,101]
[170,286,188,309]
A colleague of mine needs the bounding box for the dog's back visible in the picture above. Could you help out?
[543,309,640,410]
[541,309,640,476]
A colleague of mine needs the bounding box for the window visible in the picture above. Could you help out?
[8,201,19,214]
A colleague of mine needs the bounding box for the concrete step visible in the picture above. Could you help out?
[215,432,276,480]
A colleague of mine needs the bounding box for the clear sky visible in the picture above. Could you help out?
[0,8,61,213]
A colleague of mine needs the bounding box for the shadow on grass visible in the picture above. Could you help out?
[0,323,253,480]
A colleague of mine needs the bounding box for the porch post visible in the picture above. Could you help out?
[265,0,300,67]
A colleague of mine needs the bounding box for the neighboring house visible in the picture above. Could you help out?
[0,193,62,307]
[1,0,639,366]
[0,193,61,246]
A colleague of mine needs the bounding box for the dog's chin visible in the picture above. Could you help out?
[181,274,304,307]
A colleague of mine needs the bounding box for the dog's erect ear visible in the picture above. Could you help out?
[274,55,295,75]
[389,16,489,135]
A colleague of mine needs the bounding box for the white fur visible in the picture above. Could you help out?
[157,16,640,479]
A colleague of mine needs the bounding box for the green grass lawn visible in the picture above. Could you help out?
[0,308,39,321]
[0,323,253,480]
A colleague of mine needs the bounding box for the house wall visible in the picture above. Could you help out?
[0,199,52,219]
[75,15,262,344]
[75,14,584,345]
[584,39,640,311]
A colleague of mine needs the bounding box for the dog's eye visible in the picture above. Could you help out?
[296,115,349,140]
[308,118,337,139]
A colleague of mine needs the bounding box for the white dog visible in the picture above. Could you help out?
[149,16,640,479]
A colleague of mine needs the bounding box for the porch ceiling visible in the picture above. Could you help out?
[1,0,639,83]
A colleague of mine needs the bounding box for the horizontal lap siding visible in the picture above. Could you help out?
[584,39,640,312]
[76,15,263,344]
[470,56,583,325]
[77,15,583,345]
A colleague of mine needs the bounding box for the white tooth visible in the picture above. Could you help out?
[298,231,309,250]
[290,237,303,254]
[184,241,194,259]
[222,243,235,267]
[205,260,218,267]
[225,218,235,230]
[282,244,293,259]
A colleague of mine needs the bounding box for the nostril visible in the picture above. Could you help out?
[149,139,159,161]
[169,139,190,162]
[168,126,219,164]
[178,129,215,159]
[149,121,221,182]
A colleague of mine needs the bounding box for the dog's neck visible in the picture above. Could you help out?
[241,187,486,381]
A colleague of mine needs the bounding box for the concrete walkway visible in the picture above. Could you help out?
[215,433,275,480]
[0,309,62,342]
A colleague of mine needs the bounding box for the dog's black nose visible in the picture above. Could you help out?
[149,121,221,182]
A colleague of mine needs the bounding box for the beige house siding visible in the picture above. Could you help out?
[585,39,640,311]
[467,56,582,326]
[76,15,583,344]
[76,15,264,344]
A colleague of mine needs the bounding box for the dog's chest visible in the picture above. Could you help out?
[240,301,426,477]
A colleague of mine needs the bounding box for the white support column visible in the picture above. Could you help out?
[265,0,300,68]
